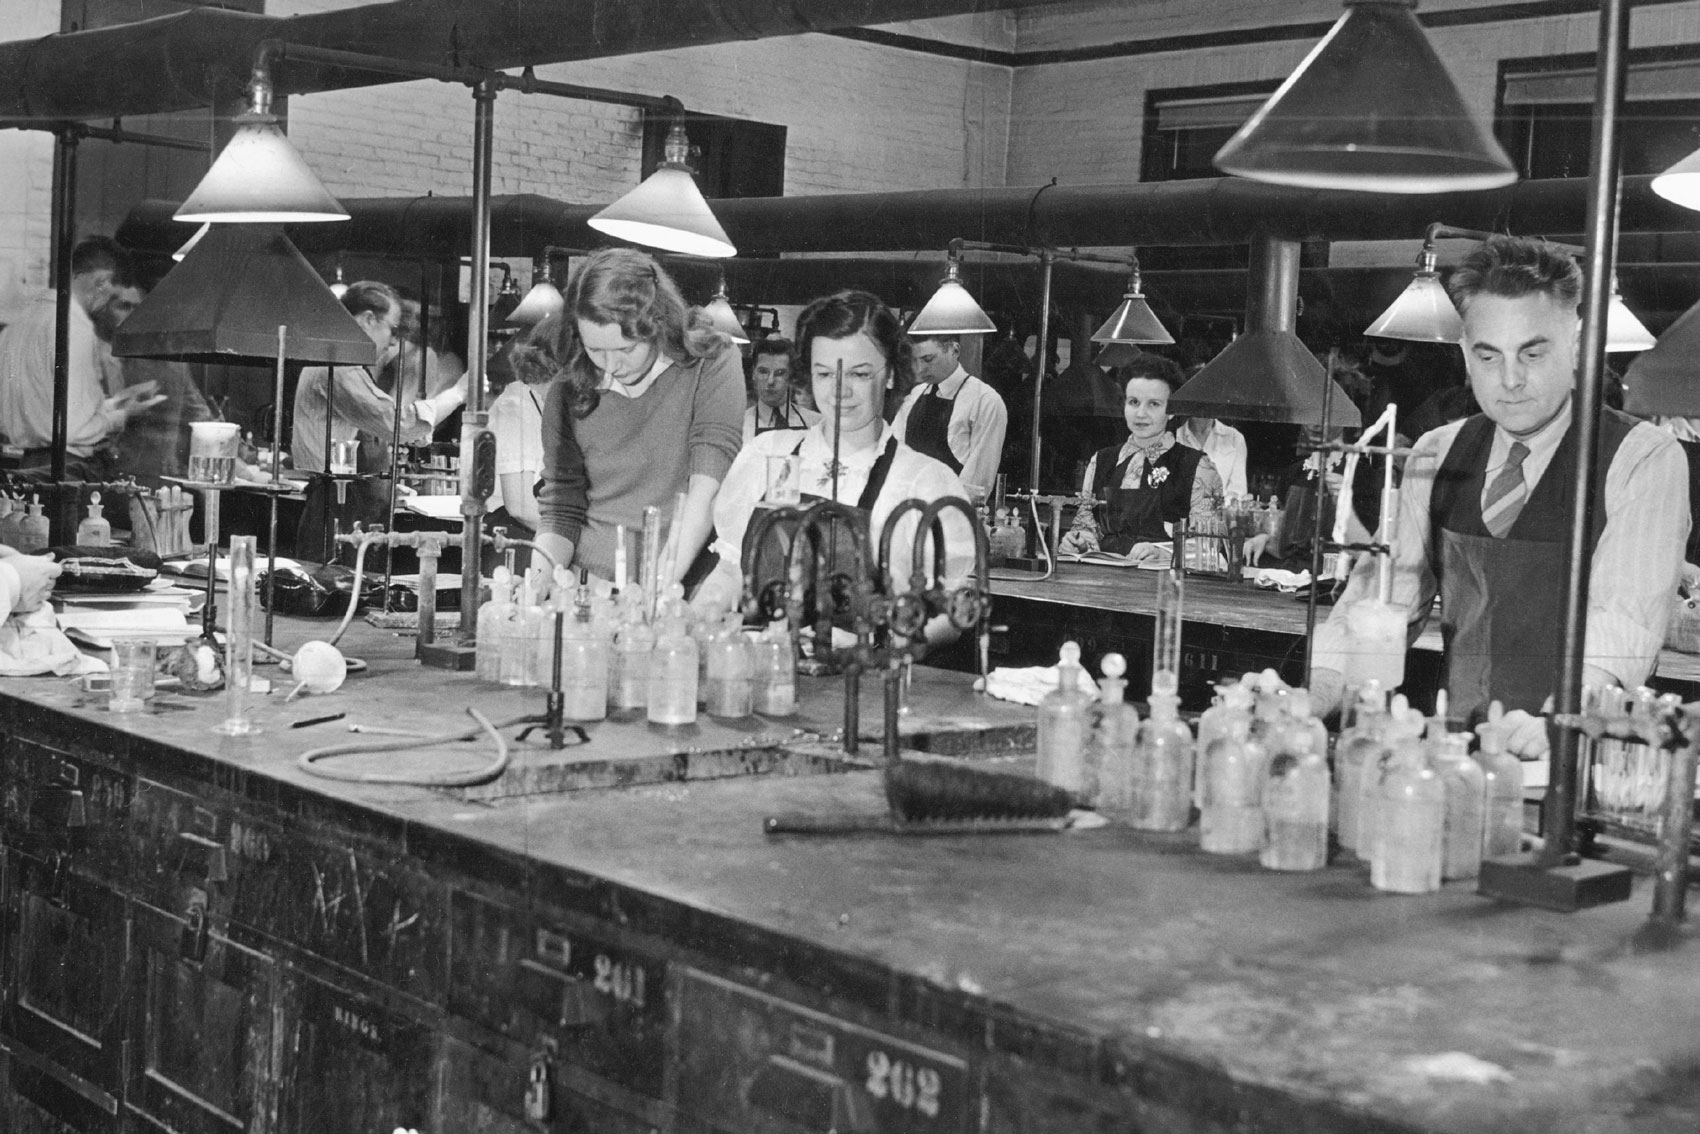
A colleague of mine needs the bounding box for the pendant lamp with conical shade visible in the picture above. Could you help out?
[509,261,565,326]
[1652,146,1700,211]
[1365,241,1462,341]
[176,71,349,224]
[1214,1,1518,194]
[1626,297,1700,416]
[1606,284,1655,353]
[703,278,750,344]
[1092,263,1173,345]
[908,254,995,336]
[589,118,735,258]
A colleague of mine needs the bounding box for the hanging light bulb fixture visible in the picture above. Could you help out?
[1091,257,1174,345]
[1213,1,1518,194]
[1363,224,1654,351]
[1364,225,1463,342]
[908,241,996,336]
[1651,146,1700,211]
[1606,278,1655,353]
[175,62,349,224]
[172,223,210,262]
[703,276,750,344]
[509,252,565,325]
[328,259,348,299]
[588,102,736,258]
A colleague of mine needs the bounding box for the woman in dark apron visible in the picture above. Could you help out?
[1060,354,1222,560]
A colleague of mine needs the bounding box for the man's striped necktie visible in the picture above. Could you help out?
[1481,441,1530,538]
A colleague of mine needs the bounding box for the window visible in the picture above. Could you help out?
[1497,50,1700,180]
[1140,82,1278,183]
[640,110,787,200]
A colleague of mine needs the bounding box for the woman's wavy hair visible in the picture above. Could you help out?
[509,247,726,418]
[794,290,915,411]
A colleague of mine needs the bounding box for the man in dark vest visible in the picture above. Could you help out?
[1311,236,1689,758]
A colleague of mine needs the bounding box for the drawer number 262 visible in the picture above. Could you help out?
[864,1050,942,1118]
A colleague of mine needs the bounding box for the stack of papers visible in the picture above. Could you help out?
[57,580,202,648]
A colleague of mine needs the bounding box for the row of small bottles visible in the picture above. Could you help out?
[1034,646,1525,891]
[0,494,54,551]
[473,565,796,726]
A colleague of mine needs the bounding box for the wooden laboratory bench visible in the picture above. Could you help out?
[984,563,1700,709]
[2,615,1698,1134]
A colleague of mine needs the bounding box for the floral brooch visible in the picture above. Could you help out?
[1148,466,1170,486]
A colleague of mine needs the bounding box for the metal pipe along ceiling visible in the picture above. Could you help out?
[0,0,1069,123]
[117,174,1696,265]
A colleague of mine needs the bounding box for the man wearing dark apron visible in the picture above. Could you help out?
[742,337,817,443]
[891,334,1008,497]
[1312,236,1688,757]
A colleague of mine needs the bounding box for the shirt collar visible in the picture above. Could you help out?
[1491,396,1571,465]
[1118,431,1174,465]
[926,365,970,399]
[599,352,672,400]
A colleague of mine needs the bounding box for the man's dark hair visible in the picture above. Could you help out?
[70,236,134,285]
[340,279,401,322]
[1447,235,1582,316]
[751,335,795,365]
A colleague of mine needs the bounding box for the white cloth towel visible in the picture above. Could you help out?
[975,664,1100,706]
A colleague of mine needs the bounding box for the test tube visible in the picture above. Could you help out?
[216,536,260,735]
[640,505,662,621]
[1152,567,1184,698]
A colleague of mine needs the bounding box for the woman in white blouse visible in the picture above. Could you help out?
[695,290,974,641]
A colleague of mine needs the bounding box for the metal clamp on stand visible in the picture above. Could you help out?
[335,527,464,667]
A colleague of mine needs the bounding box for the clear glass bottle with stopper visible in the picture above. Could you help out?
[17,495,48,553]
[1475,701,1524,859]
[476,565,515,683]
[1128,569,1194,831]
[1356,693,1415,858]
[1088,653,1138,815]
[1200,711,1262,854]
[559,569,609,721]
[1370,702,1444,894]
[647,584,699,725]
[704,613,754,718]
[1035,641,1092,797]
[1260,727,1330,871]
[750,619,796,716]
[609,589,654,712]
[1426,692,1484,881]
[1333,680,1388,855]
[76,491,111,545]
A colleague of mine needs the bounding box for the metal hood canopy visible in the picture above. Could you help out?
[0,0,1067,123]
[113,225,375,367]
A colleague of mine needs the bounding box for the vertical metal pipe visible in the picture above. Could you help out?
[266,325,286,645]
[1650,728,1695,925]
[1248,231,1300,335]
[461,78,497,638]
[49,129,78,486]
[1028,252,1054,491]
[1543,0,1628,867]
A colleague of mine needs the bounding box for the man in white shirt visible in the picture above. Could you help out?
[0,236,165,479]
[1311,236,1688,756]
[891,334,1008,496]
[291,280,467,473]
[1175,415,1249,499]
[741,336,816,442]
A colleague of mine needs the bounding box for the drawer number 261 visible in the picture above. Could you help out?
[864,1050,942,1118]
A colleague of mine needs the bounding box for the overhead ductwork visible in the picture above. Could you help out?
[0,0,1069,124]
[117,174,1697,261]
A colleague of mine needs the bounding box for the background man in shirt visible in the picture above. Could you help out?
[1311,235,1688,757]
[0,236,165,479]
[741,336,816,442]
[291,280,467,473]
[891,333,1007,496]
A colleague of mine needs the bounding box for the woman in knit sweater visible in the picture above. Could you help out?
[518,248,744,583]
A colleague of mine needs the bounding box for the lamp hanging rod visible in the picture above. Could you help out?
[951,236,1135,270]
[252,40,675,114]
[47,121,211,152]
[1425,221,1584,258]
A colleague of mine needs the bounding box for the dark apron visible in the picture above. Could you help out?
[1090,442,1202,555]
[1431,410,1632,724]
[741,437,899,622]
[903,387,964,474]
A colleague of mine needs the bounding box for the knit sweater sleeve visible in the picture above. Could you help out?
[535,381,589,543]
[687,349,746,483]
